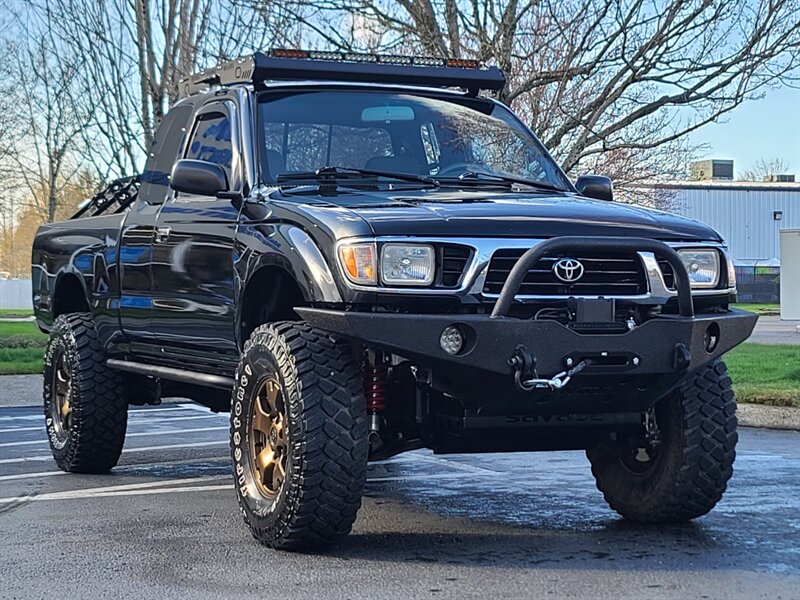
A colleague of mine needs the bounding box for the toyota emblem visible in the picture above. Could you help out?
[552,258,584,283]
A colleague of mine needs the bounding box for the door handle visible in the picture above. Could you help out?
[154,226,171,243]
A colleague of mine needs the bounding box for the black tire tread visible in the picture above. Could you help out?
[588,360,737,522]
[234,322,367,550]
[45,313,127,473]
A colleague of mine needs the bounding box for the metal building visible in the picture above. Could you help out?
[650,180,800,263]
[646,180,800,302]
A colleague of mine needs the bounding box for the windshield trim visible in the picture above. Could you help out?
[255,86,575,193]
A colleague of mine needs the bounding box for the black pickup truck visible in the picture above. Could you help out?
[32,50,757,550]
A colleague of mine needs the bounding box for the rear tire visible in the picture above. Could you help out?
[587,359,737,523]
[230,322,368,550]
[43,313,128,473]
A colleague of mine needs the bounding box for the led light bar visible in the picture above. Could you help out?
[270,49,482,70]
[179,49,505,98]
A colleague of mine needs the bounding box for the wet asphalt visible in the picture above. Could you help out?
[0,402,798,600]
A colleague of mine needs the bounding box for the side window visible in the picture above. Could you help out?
[138,105,193,204]
[185,112,234,184]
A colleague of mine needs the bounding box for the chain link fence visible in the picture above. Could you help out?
[735,265,780,303]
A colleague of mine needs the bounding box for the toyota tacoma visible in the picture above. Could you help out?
[32,50,757,550]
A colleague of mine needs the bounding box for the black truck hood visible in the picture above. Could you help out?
[283,188,720,242]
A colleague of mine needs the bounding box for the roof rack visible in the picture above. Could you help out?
[179,49,506,98]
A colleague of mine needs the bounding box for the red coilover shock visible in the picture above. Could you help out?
[364,359,389,416]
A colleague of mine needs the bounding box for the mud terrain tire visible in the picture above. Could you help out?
[230,322,368,550]
[43,313,128,473]
[587,359,737,523]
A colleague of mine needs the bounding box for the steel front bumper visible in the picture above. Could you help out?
[301,236,758,383]
[295,306,757,379]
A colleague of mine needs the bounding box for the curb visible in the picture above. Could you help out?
[737,403,800,431]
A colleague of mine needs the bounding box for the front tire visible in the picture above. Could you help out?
[587,360,737,523]
[230,322,368,550]
[43,313,128,473]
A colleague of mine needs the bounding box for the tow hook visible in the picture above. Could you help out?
[509,345,589,392]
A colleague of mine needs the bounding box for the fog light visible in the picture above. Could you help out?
[440,325,464,355]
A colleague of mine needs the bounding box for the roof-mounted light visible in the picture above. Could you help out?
[269,49,484,70]
[179,49,506,98]
[271,48,309,59]
[446,58,480,69]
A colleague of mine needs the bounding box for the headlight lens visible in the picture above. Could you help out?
[677,249,720,288]
[380,243,435,286]
[338,243,376,284]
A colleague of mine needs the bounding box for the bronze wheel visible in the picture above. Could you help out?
[50,350,73,441]
[230,322,368,550]
[43,313,128,473]
[249,376,288,498]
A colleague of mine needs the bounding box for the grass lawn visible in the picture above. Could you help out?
[0,348,44,375]
[731,303,780,314]
[0,320,47,339]
[0,308,34,317]
[0,318,47,375]
[724,344,800,407]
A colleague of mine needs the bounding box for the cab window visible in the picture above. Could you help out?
[185,112,234,184]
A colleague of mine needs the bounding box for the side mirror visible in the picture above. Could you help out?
[575,175,613,202]
[170,159,228,196]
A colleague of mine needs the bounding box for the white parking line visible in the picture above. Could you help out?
[0,456,231,482]
[397,453,502,475]
[0,413,224,435]
[366,473,469,483]
[0,472,475,504]
[0,426,228,448]
[6,484,236,502]
[0,476,230,504]
[0,414,48,423]
[0,470,66,482]
[0,405,202,423]
[0,440,229,464]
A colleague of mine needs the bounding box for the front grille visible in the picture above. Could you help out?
[439,245,471,288]
[483,249,647,296]
[657,259,676,290]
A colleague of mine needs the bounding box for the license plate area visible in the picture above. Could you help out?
[565,351,640,373]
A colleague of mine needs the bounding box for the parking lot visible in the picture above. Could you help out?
[0,402,798,599]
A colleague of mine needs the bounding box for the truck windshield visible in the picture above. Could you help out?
[257,90,570,191]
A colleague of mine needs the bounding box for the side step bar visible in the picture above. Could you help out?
[106,359,234,390]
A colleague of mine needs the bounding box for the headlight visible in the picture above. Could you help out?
[380,243,435,286]
[338,242,376,284]
[677,249,720,288]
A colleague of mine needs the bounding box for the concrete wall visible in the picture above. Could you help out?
[0,280,33,310]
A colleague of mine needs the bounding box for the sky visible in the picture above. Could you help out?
[688,85,800,178]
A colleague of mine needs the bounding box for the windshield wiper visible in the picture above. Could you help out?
[277,166,439,188]
[438,170,565,193]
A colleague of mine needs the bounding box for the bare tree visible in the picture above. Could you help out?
[0,20,93,223]
[282,0,800,186]
[739,157,793,181]
[27,0,301,176]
